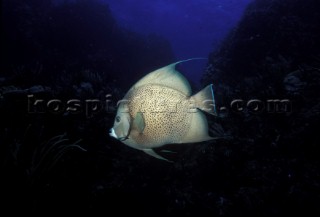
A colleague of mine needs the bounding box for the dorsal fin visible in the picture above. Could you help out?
[130,58,206,96]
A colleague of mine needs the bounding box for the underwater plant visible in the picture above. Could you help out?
[26,133,86,183]
[4,124,87,186]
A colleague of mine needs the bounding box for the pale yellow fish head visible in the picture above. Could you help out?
[109,102,131,141]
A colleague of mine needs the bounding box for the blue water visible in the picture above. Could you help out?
[104,0,253,85]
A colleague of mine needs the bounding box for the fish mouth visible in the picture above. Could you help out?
[109,128,130,141]
[109,128,118,139]
[118,135,129,142]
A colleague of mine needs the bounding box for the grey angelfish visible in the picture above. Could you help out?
[109,59,217,162]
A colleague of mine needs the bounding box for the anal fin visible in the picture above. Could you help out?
[160,150,176,154]
[143,149,173,163]
[180,110,214,143]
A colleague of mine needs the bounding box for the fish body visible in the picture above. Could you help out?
[109,59,216,161]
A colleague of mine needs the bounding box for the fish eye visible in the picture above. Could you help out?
[115,116,121,123]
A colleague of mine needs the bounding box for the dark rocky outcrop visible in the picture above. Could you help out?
[2,0,174,88]
[1,0,175,215]
[202,0,320,215]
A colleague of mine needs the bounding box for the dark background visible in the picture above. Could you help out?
[1,0,320,216]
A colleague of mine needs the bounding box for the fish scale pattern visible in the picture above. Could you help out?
[126,84,192,147]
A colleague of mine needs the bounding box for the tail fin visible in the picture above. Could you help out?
[190,84,216,115]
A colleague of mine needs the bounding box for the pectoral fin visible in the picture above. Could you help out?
[132,112,145,134]
[143,149,173,163]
